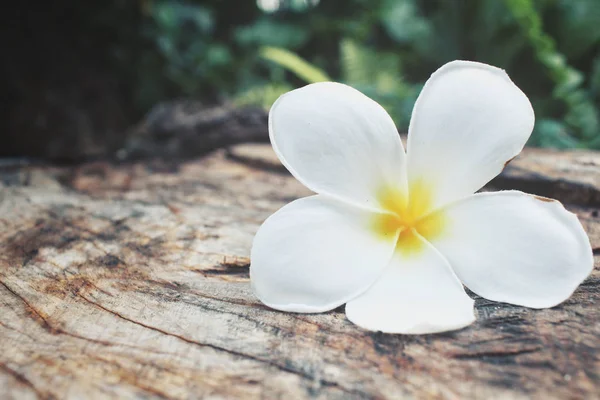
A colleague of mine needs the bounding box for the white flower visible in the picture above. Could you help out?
[249,60,594,334]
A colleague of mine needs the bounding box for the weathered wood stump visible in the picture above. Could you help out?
[1,145,599,399]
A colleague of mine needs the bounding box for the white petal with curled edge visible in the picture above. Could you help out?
[407,60,535,213]
[250,195,397,313]
[269,82,407,211]
[345,237,475,334]
[429,191,594,309]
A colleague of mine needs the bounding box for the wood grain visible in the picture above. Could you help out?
[1,146,598,399]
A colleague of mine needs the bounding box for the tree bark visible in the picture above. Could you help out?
[1,145,599,399]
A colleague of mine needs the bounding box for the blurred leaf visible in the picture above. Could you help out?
[530,119,580,149]
[206,44,232,66]
[424,0,463,63]
[289,0,320,12]
[112,0,600,149]
[505,0,599,143]
[235,19,310,49]
[555,0,600,59]
[233,83,294,109]
[380,0,432,46]
[590,55,600,100]
[340,39,414,128]
[470,0,527,67]
[340,38,370,85]
[340,39,406,94]
[260,46,331,83]
[153,1,213,33]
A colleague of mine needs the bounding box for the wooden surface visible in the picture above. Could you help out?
[1,145,599,399]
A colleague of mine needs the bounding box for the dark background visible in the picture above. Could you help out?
[2,0,600,162]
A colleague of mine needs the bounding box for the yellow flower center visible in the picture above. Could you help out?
[372,180,446,255]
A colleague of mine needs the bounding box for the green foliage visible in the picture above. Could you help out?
[233,83,294,109]
[380,0,432,51]
[529,120,580,149]
[149,2,227,91]
[339,39,415,126]
[134,1,235,109]
[122,0,600,149]
[554,0,600,60]
[235,19,309,49]
[505,0,599,148]
[260,47,330,83]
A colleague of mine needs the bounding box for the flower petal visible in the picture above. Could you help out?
[270,82,407,211]
[250,195,397,313]
[345,237,475,334]
[429,191,594,308]
[407,60,535,212]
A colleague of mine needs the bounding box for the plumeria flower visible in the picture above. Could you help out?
[250,60,594,334]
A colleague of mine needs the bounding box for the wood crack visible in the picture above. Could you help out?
[76,293,367,397]
[0,280,182,359]
[1,146,598,398]
[0,362,55,400]
[451,347,542,361]
[0,280,53,331]
[87,355,176,400]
